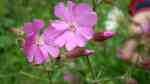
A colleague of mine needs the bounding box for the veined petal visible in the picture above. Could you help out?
[75,33,86,47]
[22,34,36,55]
[76,12,97,27]
[77,27,94,40]
[42,26,63,45]
[65,32,77,51]
[54,2,72,21]
[51,20,68,30]
[54,32,67,47]
[67,1,76,13]
[54,2,66,18]
[28,45,45,64]
[75,3,93,16]
[34,47,45,64]
[66,1,76,19]
[39,44,49,60]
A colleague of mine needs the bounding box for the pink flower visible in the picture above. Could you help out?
[64,73,74,81]
[22,19,59,64]
[117,48,131,61]
[142,21,150,33]
[52,1,97,51]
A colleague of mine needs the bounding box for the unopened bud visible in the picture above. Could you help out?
[66,47,94,59]
[82,49,94,56]
[93,31,115,42]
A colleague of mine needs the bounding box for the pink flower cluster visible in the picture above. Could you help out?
[21,1,114,64]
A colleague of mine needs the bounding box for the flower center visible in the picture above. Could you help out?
[68,22,77,32]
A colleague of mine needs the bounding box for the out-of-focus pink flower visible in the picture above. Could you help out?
[64,73,80,84]
[117,48,131,61]
[93,31,115,41]
[142,21,150,33]
[52,1,97,51]
[68,0,75,1]
[64,73,74,81]
[22,20,59,64]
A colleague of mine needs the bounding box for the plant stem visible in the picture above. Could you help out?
[86,56,95,81]
[47,70,53,84]
[92,0,97,11]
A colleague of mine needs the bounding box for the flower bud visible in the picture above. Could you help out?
[66,47,94,59]
[82,49,94,56]
[93,31,115,42]
[64,73,74,81]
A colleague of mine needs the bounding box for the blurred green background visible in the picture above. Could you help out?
[0,0,150,84]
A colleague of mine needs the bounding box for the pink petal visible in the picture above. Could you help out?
[48,46,60,58]
[39,43,59,58]
[67,1,76,13]
[28,45,45,64]
[23,20,44,35]
[75,3,93,16]
[54,2,70,20]
[51,20,68,30]
[54,2,66,18]
[39,44,49,60]
[75,34,86,47]
[34,47,45,64]
[65,32,77,51]
[42,26,63,45]
[54,32,68,47]
[22,35,36,55]
[33,19,44,29]
[77,27,94,40]
[23,22,33,34]
[67,1,76,19]
[76,12,97,27]
[54,2,75,21]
